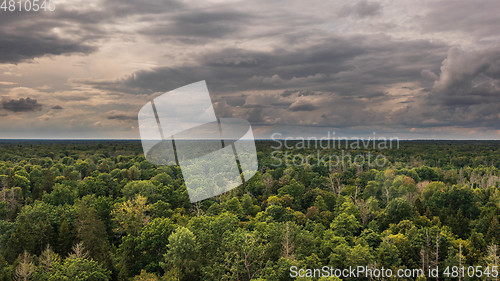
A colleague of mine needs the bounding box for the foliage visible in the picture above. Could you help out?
[0,140,497,280]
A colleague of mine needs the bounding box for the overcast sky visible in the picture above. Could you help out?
[0,0,499,139]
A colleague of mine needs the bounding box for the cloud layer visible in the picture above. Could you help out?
[0,0,498,139]
[2,97,42,112]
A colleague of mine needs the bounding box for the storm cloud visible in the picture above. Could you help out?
[0,0,498,139]
[339,0,383,18]
[2,97,42,112]
[89,36,446,95]
[0,5,109,64]
[0,34,95,64]
[107,114,137,121]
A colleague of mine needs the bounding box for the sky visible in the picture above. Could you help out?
[0,0,499,139]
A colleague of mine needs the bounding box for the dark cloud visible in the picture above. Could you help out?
[0,7,102,63]
[0,34,95,64]
[429,47,500,107]
[141,10,252,43]
[107,114,137,121]
[223,95,246,107]
[82,33,452,131]
[1,0,497,138]
[289,103,318,112]
[379,48,498,131]
[246,107,264,123]
[388,47,500,130]
[83,46,346,94]
[339,1,382,18]
[88,35,444,96]
[280,90,297,97]
[0,0,184,64]
[422,0,500,38]
[270,101,293,109]
[103,0,182,17]
[281,90,316,97]
[2,97,42,112]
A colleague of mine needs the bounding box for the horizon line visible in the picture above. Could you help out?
[0,138,499,141]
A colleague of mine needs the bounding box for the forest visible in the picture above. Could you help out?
[0,140,498,280]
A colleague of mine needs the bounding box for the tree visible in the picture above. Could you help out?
[347,244,373,266]
[163,227,198,280]
[484,244,499,281]
[132,270,159,281]
[241,193,255,216]
[49,257,110,281]
[34,246,60,281]
[223,197,242,215]
[42,183,77,206]
[57,217,75,257]
[135,217,175,274]
[69,243,89,259]
[0,186,23,220]
[328,172,344,196]
[15,251,34,281]
[467,231,487,265]
[75,198,111,268]
[122,180,163,203]
[486,215,500,243]
[277,179,305,204]
[377,238,401,268]
[0,137,499,281]
[7,202,60,260]
[216,229,267,280]
[384,198,415,226]
[282,222,295,259]
[112,195,150,236]
[11,174,30,198]
[330,213,361,238]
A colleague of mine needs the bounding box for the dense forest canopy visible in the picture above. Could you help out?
[0,140,498,280]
